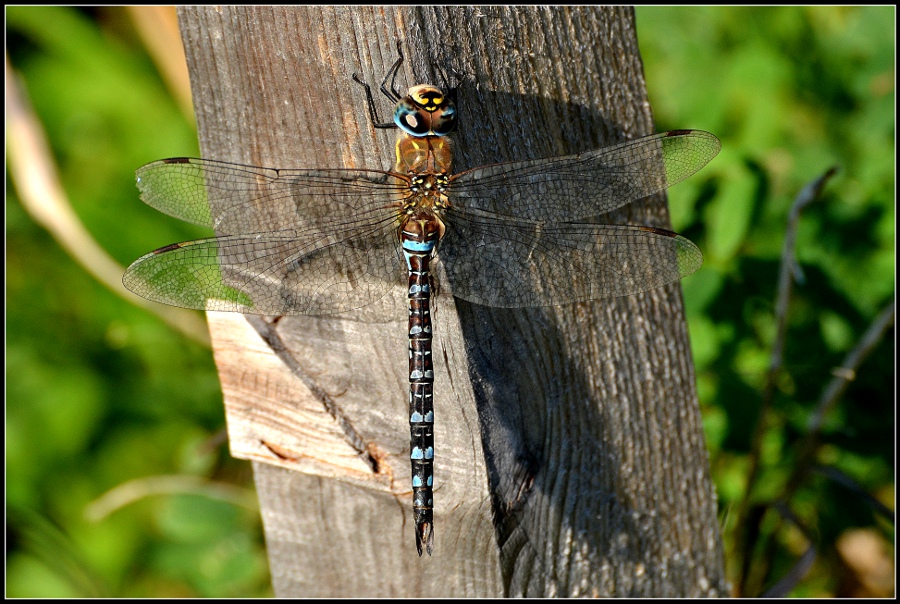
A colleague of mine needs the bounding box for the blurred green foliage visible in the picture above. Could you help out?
[7,6,270,597]
[638,5,894,597]
[6,6,893,597]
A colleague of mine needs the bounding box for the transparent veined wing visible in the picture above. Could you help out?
[437,207,702,307]
[449,130,719,223]
[123,215,407,319]
[135,158,409,235]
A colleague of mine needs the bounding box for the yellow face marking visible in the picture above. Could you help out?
[409,85,444,112]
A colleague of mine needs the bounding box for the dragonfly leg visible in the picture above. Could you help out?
[380,40,405,103]
[352,40,406,130]
[351,73,396,130]
[436,54,470,107]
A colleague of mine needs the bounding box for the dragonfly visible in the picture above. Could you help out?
[123,45,720,556]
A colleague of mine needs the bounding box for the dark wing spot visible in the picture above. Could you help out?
[635,225,678,238]
[153,242,186,253]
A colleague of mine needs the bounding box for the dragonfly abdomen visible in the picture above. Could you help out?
[401,215,440,556]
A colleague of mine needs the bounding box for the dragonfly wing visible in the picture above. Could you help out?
[450,130,719,222]
[123,217,406,319]
[135,158,408,235]
[437,208,702,308]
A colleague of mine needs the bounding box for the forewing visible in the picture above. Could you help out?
[135,158,408,235]
[437,208,702,307]
[450,130,719,222]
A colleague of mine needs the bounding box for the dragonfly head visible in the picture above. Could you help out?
[394,85,457,138]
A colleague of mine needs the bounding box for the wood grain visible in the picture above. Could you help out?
[178,6,727,597]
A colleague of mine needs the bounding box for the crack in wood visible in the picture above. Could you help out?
[245,315,382,475]
[261,439,302,462]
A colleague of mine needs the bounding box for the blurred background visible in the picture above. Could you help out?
[6,6,894,597]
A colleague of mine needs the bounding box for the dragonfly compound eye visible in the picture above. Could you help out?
[394,86,457,137]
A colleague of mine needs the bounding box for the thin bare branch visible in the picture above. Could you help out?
[738,298,894,596]
[783,300,895,498]
[807,300,895,434]
[771,166,840,372]
[734,166,838,594]
[760,502,817,597]
[813,465,895,522]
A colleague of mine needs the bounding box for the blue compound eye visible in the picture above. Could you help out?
[429,104,456,136]
[394,98,432,136]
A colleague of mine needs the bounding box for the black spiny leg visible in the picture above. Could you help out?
[436,57,468,109]
[352,40,405,130]
[380,40,405,103]
[352,73,395,130]
[435,62,454,103]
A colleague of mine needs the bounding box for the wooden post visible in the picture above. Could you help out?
[177,6,727,596]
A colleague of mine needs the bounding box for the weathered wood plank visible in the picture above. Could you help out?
[178,6,727,597]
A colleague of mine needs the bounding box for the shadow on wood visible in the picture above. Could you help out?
[178,5,727,597]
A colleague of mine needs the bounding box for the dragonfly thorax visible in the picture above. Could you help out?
[403,173,450,218]
[395,128,453,175]
[409,173,450,196]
